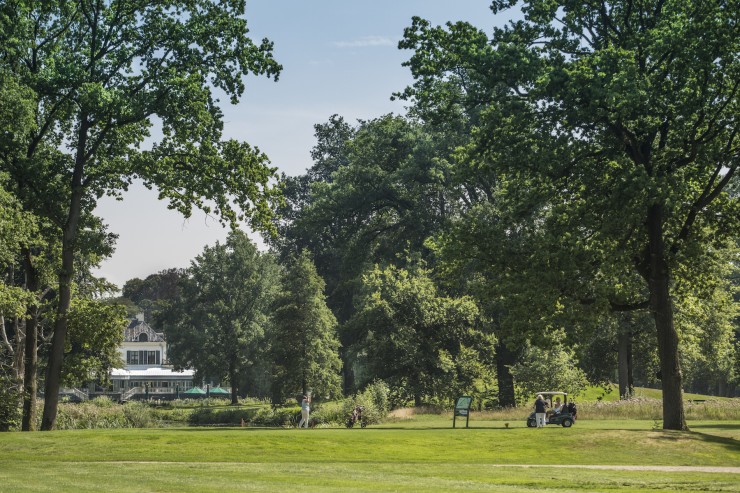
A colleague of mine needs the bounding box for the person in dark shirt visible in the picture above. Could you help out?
[534,394,547,428]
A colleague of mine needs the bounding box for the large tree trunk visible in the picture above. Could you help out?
[647,204,687,431]
[21,249,40,431]
[40,235,75,430]
[229,360,238,405]
[41,144,86,430]
[340,347,355,395]
[617,327,633,400]
[495,340,517,407]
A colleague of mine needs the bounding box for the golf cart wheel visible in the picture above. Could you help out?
[360,420,366,428]
[526,418,536,428]
[562,418,573,428]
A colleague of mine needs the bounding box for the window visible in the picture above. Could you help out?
[126,350,160,365]
[127,351,139,364]
[138,333,148,342]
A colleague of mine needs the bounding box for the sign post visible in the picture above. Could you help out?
[453,396,473,428]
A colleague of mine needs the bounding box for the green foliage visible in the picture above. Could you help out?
[0,0,284,427]
[272,114,460,399]
[674,256,739,393]
[351,262,495,405]
[399,0,740,429]
[121,268,187,320]
[187,406,300,428]
[54,398,160,430]
[269,249,343,401]
[63,298,127,387]
[160,231,279,403]
[0,180,37,318]
[510,343,589,399]
[0,368,21,431]
[311,381,391,426]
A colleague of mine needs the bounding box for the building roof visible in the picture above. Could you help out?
[124,319,165,343]
[111,367,194,378]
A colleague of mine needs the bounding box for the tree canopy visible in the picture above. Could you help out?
[160,231,279,404]
[398,0,740,430]
[269,249,342,401]
[0,0,283,429]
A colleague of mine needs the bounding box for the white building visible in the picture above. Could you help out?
[108,314,194,400]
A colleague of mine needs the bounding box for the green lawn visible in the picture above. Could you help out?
[1,418,738,492]
[574,385,729,403]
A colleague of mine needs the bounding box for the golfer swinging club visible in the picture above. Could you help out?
[299,393,311,428]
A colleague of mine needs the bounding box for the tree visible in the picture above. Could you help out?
[510,342,589,400]
[0,181,37,432]
[160,231,279,404]
[400,0,740,429]
[269,250,342,402]
[274,114,458,392]
[63,297,126,387]
[350,262,495,406]
[0,0,282,429]
[122,268,187,320]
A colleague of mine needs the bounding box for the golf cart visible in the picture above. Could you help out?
[526,391,576,428]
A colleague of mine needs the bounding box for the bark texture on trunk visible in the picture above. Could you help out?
[230,361,238,405]
[40,247,73,430]
[22,250,40,431]
[495,340,517,407]
[647,204,687,431]
[41,151,86,430]
[617,328,633,400]
[340,347,354,395]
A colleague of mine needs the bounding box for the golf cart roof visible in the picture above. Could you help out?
[536,391,568,396]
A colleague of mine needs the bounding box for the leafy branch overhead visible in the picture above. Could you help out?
[0,0,284,430]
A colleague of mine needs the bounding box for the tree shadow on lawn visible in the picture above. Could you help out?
[644,428,740,453]
[689,423,740,431]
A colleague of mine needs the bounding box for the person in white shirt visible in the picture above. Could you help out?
[298,394,311,428]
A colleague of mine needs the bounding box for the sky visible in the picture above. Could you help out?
[93,1,519,290]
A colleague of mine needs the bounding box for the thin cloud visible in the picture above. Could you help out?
[334,35,397,48]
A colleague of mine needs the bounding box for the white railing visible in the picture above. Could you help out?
[62,388,88,401]
[121,387,140,401]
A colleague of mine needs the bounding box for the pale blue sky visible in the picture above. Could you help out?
[94,1,518,289]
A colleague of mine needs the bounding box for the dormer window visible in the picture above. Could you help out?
[138,333,148,342]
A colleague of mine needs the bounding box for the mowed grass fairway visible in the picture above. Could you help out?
[1,418,738,492]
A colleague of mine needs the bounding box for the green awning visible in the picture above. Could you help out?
[209,387,230,395]
[183,387,206,395]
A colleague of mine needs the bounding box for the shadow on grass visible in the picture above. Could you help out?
[689,423,740,431]
[639,427,740,453]
[687,432,740,452]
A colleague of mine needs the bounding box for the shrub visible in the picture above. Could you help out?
[187,407,258,426]
[0,372,21,431]
[311,381,392,427]
[123,401,160,428]
[250,406,299,427]
[309,401,345,426]
[55,397,161,429]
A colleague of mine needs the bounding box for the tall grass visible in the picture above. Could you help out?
[54,397,160,429]
[403,397,740,422]
[27,390,739,430]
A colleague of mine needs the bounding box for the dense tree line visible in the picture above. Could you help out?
[1,1,737,433]
[0,0,281,430]
[270,0,738,431]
